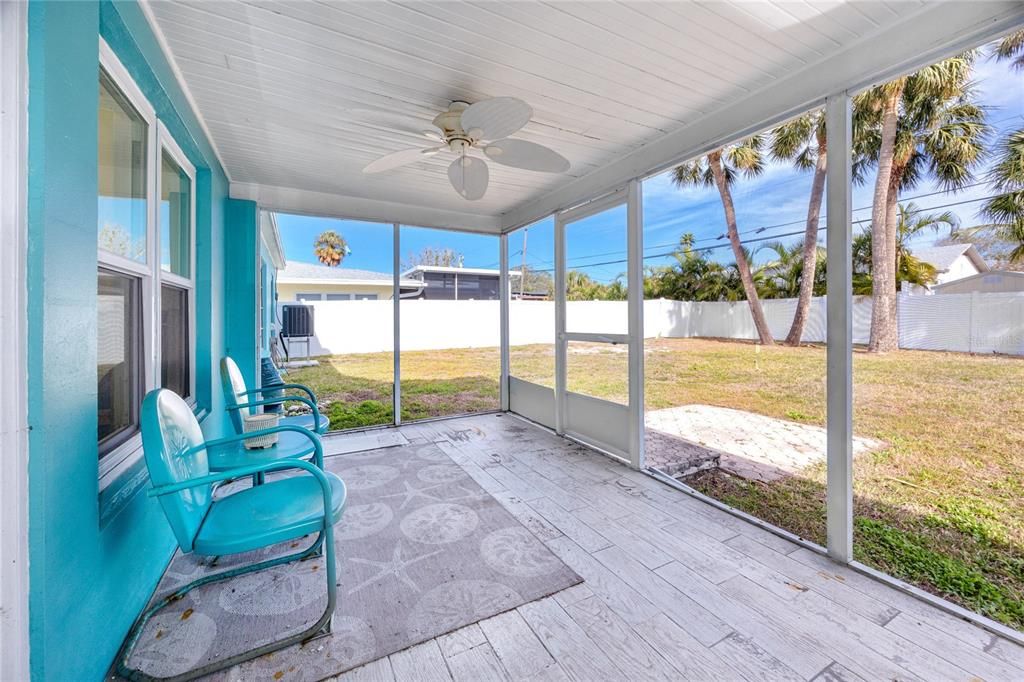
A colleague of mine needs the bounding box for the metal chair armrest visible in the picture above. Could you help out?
[229,396,324,436]
[149,457,335,521]
[241,383,317,403]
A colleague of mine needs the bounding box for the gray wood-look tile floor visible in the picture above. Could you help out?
[326,413,1024,682]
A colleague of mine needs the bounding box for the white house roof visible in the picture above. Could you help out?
[279,261,422,287]
[914,244,989,273]
[932,269,1024,291]
[401,265,522,278]
[144,2,1022,233]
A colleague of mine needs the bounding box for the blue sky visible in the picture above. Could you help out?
[276,51,1022,283]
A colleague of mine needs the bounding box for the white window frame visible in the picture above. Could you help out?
[156,120,197,405]
[97,39,157,486]
[97,38,196,490]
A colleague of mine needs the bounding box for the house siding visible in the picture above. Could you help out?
[936,254,982,285]
[25,2,233,679]
[278,281,395,301]
[934,271,1024,294]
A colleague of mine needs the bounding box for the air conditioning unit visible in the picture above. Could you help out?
[281,304,314,338]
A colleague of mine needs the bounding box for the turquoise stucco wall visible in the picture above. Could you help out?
[25,1,238,679]
[225,198,260,395]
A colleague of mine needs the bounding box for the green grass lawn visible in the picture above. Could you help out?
[286,338,1024,629]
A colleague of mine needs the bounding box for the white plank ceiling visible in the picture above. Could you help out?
[146,1,1017,229]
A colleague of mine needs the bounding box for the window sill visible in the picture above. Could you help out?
[98,398,207,528]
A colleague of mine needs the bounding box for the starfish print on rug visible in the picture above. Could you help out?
[381,481,444,510]
[347,541,443,596]
[448,484,491,504]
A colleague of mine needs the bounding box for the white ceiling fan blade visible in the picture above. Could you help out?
[448,155,489,201]
[422,129,445,142]
[483,139,570,173]
[363,147,439,174]
[460,97,532,141]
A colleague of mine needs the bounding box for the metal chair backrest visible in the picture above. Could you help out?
[141,389,212,552]
[220,356,251,434]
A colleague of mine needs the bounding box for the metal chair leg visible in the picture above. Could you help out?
[116,529,332,682]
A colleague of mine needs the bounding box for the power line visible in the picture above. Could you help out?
[527,192,999,275]
[525,189,995,272]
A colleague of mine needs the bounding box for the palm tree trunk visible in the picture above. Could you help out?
[708,151,774,345]
[868,87,902,353]
[785,142,827,345]
[884,166,902,294]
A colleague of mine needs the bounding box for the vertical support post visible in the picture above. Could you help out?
[826,92,853,563]
[499,233,510,411]
[392,223,401,426]
[626,180,645,470]
[0,2,29,676]
[553,214,567,435]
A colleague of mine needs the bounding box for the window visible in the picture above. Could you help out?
[97,39,195,482]
[97,52,154,468]
[326,293,351,301]
[160,284,190,397]
[157,141,195,401]
[97,269,143,453]
[160,151,191,278]
[297,293,323,301]
[98,69,148,263]
[354,294,378,301]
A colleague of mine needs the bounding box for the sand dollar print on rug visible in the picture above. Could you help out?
[130,609,217,679]
[416,463,468,484]
[342,464,400,490]
[481,526,566,577]
[400,502,479,544]
[335,502,394,541]
[405,580,523,640]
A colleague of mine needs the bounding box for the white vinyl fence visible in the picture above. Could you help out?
[281,292,1024,357]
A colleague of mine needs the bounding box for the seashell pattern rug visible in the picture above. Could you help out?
[124,440,582,680]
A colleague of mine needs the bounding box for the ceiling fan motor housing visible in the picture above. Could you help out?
[432,101,476,149]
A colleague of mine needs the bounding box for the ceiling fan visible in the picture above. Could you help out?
[362,97,570,201]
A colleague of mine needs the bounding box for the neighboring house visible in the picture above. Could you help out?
[259,212,286,357]
[914,243,989,286]
[277,261,423,301]
[932,270,1024,295]
[401,265,522,300]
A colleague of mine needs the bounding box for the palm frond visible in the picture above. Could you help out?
[993,30,1024,71]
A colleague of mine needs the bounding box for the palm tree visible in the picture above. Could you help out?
[977,129,1024,262]
[757,240,826,300]
[980,36,1024,262]
[854,54,986,351]
[672,137,774,344]
[770,110,827,344]
[313,230,349,267]
[851,202,958,293]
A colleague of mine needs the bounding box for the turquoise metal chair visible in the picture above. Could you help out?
[116,389,347,681]
[221,356,329,435]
